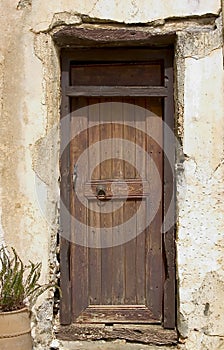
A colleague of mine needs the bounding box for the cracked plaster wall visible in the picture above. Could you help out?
[0,1,223,349]
[175,41,224,350]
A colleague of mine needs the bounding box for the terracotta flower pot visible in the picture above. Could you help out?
[0,307,32,350]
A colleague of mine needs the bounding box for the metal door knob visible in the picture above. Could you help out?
[96,185,106,200]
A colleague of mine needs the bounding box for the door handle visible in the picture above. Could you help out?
[73,164,78,191]
[96,185,106,200]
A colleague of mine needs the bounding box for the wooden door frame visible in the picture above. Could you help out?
[60,47,175,329]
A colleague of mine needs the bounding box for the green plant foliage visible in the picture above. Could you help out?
[0,246,59,312]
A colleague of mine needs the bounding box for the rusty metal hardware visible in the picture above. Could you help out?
[73,164,78,191]
[96,185,106,200]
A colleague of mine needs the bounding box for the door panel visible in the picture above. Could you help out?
[69,96,164,323]
[70,62,163,86]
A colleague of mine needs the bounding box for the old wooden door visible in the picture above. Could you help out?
[60,48,175,329]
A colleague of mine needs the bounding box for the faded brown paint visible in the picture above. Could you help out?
[60,48,175,333]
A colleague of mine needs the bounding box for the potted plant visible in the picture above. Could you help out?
[0,246,58,350]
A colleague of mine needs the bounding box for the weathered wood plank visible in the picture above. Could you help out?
[60,54,71,325]
[70,97,89,320]
[70,63,161,87]
[62,48,174,62]
[88,98,102,304]
[135,98,146,305]
[84,180,150,199]
[123,99,137,305]
[54,28,176,47]
[66,86,168,97]
[75,305,159,324]
[111,101,125,305]
[100,99,113,305]
[57,323,177,345]
[163,52,176,329]
[145,97,163,320]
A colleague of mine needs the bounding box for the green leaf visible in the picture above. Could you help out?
[0,246,59,311]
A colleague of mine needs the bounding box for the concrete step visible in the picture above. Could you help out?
[58,340,177,350]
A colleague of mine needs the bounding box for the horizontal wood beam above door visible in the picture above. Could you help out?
[66,86,168,97]
[54,27,176,48]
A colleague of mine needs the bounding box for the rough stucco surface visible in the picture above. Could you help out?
[29,0,221,30]
[176,47,224,349]
[0,0,224,350]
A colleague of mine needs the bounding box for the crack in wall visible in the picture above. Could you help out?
[87,0,101,17]
[213,159,224,174]
[130,0,140,18]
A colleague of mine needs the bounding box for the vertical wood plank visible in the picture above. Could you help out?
[60,54,71,325]
[135,98,146,305]
[163,53,176,328]
[123,98,137,305]
[100,98,113,305]
[70,97,89,320]
[146,97,163,319]
[88,98,102,305]
[112,99,125,305]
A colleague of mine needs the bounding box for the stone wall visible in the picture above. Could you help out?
[0,1,223,349]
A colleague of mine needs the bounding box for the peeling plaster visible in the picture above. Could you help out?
[31,11,221,36]
[17,0,31,10]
